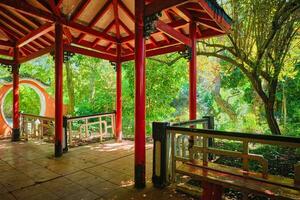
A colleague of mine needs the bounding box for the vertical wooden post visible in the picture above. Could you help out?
[55,23,64,157]
[116,43,122,142]
[189,22,197,121]
[12,47,20,141]
[134,0,146,188]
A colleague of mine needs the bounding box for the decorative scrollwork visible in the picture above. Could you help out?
[50,51,75,63]
[110,61,117,72]
[144,12,162,39]
[64,51,75,63]
[179,46,192,61]
[0,63,13,73]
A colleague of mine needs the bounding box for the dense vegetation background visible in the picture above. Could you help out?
[0,0,299,137]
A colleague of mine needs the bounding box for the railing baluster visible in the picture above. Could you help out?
[171,131,176,182]
[294,162,300,185]
[203,136,208,166]
[242,141,249,173]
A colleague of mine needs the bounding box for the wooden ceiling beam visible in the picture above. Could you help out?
[72,39,116,56]
[156,20,191,46]
[36,0,52,12]
[76,0,113,42]
[0,57,14,65]
[0,40,14,47]
[90,0,113,27]
[0,0,55,22]
[145,0,190,17]
[0,8,52,47]
[17,22,54,48]
[67,21,116,42]
[64,44,117,62]
[70,0,92,21]
[121,19,187,43]
[113,0,120,40]
[48,0,61,17]
[0,16,44,51]
[19,45,54,64]
[118,0,134,22]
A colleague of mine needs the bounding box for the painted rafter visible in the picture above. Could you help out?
[76,0,113,42]
[113,0,121,40]
[0,19,38,53]
[0,0,55,22]
[0,15,48,51]
[70,0,92,21]
[156,20,191,46]
[0,8,52,47]
[17,22,54,48]
[0,40,14,47]
[145,0,189,16]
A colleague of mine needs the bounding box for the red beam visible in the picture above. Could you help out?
[113,0,120,39]
[17,22,53,47]
[72,39,116,56]
[0,58,14,65]
[156,20,191,46]
[48,0,61,17]
[0,0,55,22]
[119,0,134,22]
[70,0,92,21]
[64,45,117,62]
[121,43,185,62]
[76,0,113,42]
[145,0,188,16]
[66,21,116,42]
[0,40,13,47]
[19,45,54,64]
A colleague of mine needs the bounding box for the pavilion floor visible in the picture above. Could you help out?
[0,139,191,200]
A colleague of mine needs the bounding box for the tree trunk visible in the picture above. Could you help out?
[65,61,75,115]
[213,74,238,121]
[264,103,281,135]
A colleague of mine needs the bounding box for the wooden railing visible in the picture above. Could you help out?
[20,111,116,146]
[152,117,300,190]
[20,113,55,141]
[66,111,116,146]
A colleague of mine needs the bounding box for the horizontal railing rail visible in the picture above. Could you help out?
[66,111,116,120]
[152,117,300,192]
[20,113,55,141]
[171,118,209,127]
[167,126,300,147]
[65,111,116,145]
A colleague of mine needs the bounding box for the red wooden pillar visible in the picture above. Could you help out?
[116,43,122,142]
[134,0,146,188]
[54,23,64,157]
[12,47,20,141]
[189,22,197,120]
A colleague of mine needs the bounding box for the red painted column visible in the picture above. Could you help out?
[12,47,20,141]
[134,0,146,188]
[55,23,64,157]
[116,43,122,142]
[189,22,197,121]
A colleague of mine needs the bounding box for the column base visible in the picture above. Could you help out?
[135,164,146,189]
[11,128,20,142]
[55,141,63,157]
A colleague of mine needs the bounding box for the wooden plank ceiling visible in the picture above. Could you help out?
[0,0,231,63]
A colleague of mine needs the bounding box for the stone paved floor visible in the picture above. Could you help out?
[0,140,193,200]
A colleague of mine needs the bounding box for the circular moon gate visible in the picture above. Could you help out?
[0,79,56,138]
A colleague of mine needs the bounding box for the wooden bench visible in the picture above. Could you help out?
[176,162,300,200]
